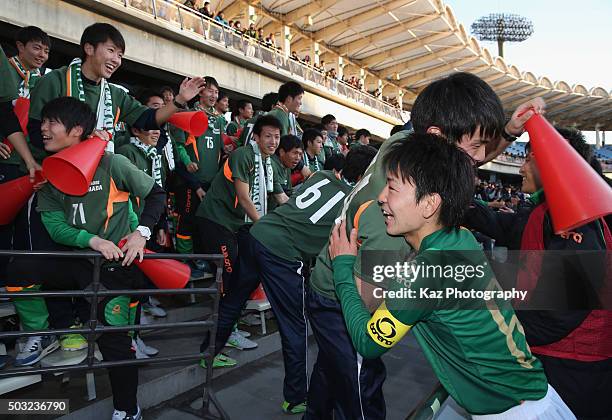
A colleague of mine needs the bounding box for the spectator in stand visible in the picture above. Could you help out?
[228,20,234,29]
[236,92,278,147]
[321,114,340,160]
[233,21,243,34]
[326,68,337,79]
[302,128,324,173]
[303,55,311,66]
[214,12,228,26]
[226,99,253,141]
[351,128,371,147]
[198,1,213,18]
[268,134,302,210]
[290,51,300,62]
[265,33,276,48]
[266,81,304,137]
[246,23,257,39]
[159,85,174,106]
[336,125,350,155]
[257,28,265,43]
[318,60,326,73]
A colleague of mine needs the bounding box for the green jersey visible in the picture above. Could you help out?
[0,47,17,102]
[166,123,190,166]
[267,107,293,137]
[196,145,258,233]
[310,132,411,300]
[236,115,257,148]
[303,152,324,173]
[176,107,224,189]
[2,56,44,166]
[29,65,149,160]
[251,170,351,262]
[37,153,155,247]
[116,142,168,215]
[332,228,548,415]
[269,154,292,210]
[226,119,246,137]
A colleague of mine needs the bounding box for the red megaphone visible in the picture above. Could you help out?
[249,284,267,301]
[42,136,107,196]
[2,97,30,151]
[0,170,44,225]
[524,112,612,233]
[118,239,191,289]
[168,111,208,136]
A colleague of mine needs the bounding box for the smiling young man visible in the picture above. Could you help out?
[10,96,165,420]
[302,128,324,174]
[173,76,225,257]
[268,134,303,210]
[27,23,205,157]
[266,81,304,137]
[195,115,282,364]
[328,134,574,419]
[305,72,545,420]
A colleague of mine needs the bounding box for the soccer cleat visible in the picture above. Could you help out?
[226,331,258,350]
[60,333,88,351]
[15,335,59,366]
[199,353,237,369]
[111,405,142,420]
[135,336,158,356]
[281,401,307,414]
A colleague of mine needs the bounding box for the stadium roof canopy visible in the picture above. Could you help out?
[217,0,612,130]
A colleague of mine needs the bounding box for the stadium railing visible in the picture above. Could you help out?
[111,0,403,121]
[0,249,228,419]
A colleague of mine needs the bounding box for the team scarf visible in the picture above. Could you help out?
[8,56,41,98]
[246,140,274,223]
[325,131,341,154]
[303,151,321,172]
[273,103,300,138]
[130,137,163,187]
[66,58,115,152]
[162,126,176,171]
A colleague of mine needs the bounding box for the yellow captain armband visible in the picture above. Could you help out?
[367,302,412,348]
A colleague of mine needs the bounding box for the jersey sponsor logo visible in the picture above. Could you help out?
[367,302,411,348]
[89,180,103,192]
[112,304,121,315]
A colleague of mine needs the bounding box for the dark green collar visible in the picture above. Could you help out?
[528,189,545,205]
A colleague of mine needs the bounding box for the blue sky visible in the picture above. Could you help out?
[446,0,611,143]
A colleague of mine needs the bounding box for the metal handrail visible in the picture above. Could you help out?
[0,249,228,419]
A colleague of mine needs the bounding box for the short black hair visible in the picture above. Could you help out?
[337,126,349,137]
[321,114,336,126]
[324,153,345,172]
[390,125,405,136]
[80,23,125,60]
[204,76,219,90]
[411,72,505,145]
[343,145,377,183]
[261,92,278,112]
[237,99,252,111]
[277,134,303,155]
[217,91,228,102]
[159,86,174,95]
[138,89,163,105]
[252,114,282,137]
[525,126,592,163]
[41,97,96,141]
[16,26,50,48]
[355,129,371,140]
[314,123,326,132]
[302,128,322,149]
[383,133,475,229]
[278,81,304,102]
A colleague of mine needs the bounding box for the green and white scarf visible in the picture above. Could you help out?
[130,137,163,187]
[8,56,41,98]
[304,152,321,172]
[67,58,115,152]
[247,140,274,223]
[163,126,176,171]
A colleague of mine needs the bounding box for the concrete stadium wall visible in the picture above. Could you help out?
[1,0,396,138]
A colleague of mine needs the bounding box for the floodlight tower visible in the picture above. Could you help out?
[471,13,534,58]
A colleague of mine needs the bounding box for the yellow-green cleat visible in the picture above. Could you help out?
[199,353,237,369]
[281,401,306,415]
[60,325,87,351]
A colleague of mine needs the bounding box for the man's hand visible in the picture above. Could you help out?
[90,236,124,261]
[187,162,199,173]
[329,221,358,260]
[0,142,11,159]
[195,187,205,200]
[176,76,206,104]
[91,129,111,141]
[506,97,546,136]
[119,230,147,266]
[26,160,43,183]
[156,229,167,247]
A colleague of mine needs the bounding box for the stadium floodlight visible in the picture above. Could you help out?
[471,13,534,58]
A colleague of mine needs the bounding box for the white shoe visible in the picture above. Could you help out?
[239,313,262,326]
[112,405,142,420]
[135,336,158,356]
[225,331,258,350]
[15,335,59,366]
[131,339,149,359]
[149,296,161,306]
[142,303,167,318]
[236,328,251,338]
